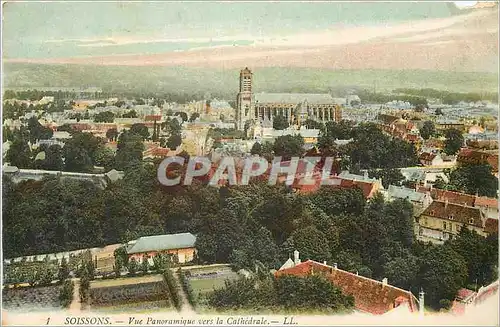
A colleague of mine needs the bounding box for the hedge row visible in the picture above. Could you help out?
[163,269,181,311]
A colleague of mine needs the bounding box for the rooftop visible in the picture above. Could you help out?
[254,93,339,105]
[275,259,418,315]
[420,201,483,227]
[387,185,426,203]
[126,233,197,254]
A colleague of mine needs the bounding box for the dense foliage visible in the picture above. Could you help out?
[207,274,354,313]
[441,163,499,198]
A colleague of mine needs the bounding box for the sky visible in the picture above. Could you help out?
[2,2,467,60]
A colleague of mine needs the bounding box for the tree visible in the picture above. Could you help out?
[273,135,304,160]
[114,246,129,271]
[286,226,331,263]
[122,110,137,118]
[175,112,188,122]
[273,115,289,130]
[153,253,169,272]
[93,147,115,170]
[141,255,149,274]
[368,168,405,188]
[166,134,182,150]
[189,113,200,122]
[383,254,418,291]
[130,123,150,140]
[444,128,464,155]
[250,142,262,156]
[419,121,435,140]
[114,131,144,170]
[447,228,499,286]
[42,145,64,171]
[128,258,138,276]
[106,128,119,141]
[94,111,115,123]
[448,163,498,197]
[27,116,53,142]
[64,142,93,172]
[58,257,70,282]
[58,280,74,308]
[5,131,32,168]
[418,245,467,309]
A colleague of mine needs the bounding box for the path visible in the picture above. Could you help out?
[173,272,195,314]
[69,278,81,312]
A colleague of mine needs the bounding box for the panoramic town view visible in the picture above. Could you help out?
[1,1,499,326]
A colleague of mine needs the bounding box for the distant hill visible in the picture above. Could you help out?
[3,64,498,95]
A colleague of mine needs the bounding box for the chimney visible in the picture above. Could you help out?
[293,250,300,265]
[419,289,425,316]
[323,260,327,265]
[363,170,368,179]
[356,271,359,276]
[445,198,449,209]
[382,277,388,286]
[333,263,338,269]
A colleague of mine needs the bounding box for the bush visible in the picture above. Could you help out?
[58,280,74,308]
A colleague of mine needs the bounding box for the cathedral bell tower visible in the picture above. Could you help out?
[236,67,253,130]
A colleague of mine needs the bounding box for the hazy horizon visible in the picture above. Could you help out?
[3,2,461,60]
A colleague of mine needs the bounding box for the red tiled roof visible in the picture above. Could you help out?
[275,260,418,315]
[430,189,476,207]
[484,218,498,235]
[419,152,436,162]
[420,201,483,227]
[405,134,420,142]
[457,149,499,172]
[475,196,498,209]
[456,288,477,302]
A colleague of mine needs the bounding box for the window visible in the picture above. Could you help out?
[449,215,454,220]
[469,218,474,224]
[443,221,447,230]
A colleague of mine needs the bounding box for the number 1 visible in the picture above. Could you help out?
[46,317,51,325]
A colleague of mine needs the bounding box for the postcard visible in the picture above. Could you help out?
[1,1,499,326]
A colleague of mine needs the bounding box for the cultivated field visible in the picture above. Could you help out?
[89,274,170,312]
[2,285,62,311]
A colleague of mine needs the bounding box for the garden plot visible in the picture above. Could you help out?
[186,266,239,302]
[2,285,62,311]
[89,274,170,311]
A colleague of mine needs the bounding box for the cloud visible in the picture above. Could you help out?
[45,35,263,48]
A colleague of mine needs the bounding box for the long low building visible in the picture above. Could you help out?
[126,232,197,264]
[2,166,123,189]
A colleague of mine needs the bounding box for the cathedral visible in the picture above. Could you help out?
[235,67,343,130]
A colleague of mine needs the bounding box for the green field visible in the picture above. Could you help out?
[3,63,498,95]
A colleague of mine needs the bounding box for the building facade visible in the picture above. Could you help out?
[126,233,197,264]
[235,67,342,130]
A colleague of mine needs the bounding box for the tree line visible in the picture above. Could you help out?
[393,88,498,104]
[3,163,497,310]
